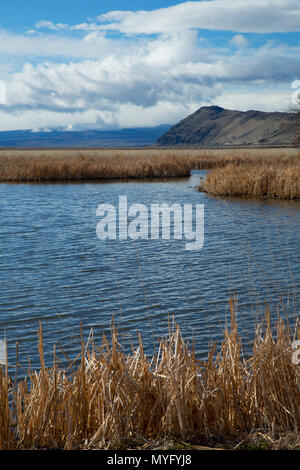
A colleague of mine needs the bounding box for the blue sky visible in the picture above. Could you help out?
[0,1,182,30]
[0,0,299,131]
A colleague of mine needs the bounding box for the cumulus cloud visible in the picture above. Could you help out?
[5,31,222,112]
[2,31,299,125]
[0,1,300,131]
[230,34,249,48]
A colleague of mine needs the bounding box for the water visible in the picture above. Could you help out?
[0,172,299,373]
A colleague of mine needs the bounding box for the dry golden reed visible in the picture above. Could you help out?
[0,147,299,182]
[201,158,300,199]
[0,304,299,450]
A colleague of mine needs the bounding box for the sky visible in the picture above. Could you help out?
[0,0,300,131]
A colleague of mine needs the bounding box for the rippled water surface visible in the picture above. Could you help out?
[0,173,299,371]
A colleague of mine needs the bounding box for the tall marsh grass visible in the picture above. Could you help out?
[0,304,299,450]
[201,158,300,199]
[0,148,299,182]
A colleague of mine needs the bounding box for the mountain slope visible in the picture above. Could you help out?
[157,106,298,147]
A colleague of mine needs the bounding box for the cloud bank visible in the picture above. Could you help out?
[97,0,300,34]
[0,1,300,131]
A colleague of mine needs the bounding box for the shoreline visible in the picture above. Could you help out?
[0,148,299,199]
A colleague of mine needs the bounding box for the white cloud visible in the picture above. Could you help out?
[0,102,199,131]
[35,20,69,31]
[0,30,130,59]
[230,34,249,48]
[70,23,103,31]
[1,29,298,131]
[0,2,300,131]
[4,30,222,112]
[97,0,300,34]
[0,108,106,131]
[292,88,300,107]
[216,87,294,112]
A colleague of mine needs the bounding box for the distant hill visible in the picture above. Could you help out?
[0,125,170,148]
[157,106,298,147]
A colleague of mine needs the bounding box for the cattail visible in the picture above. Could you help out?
[0,308,299,449]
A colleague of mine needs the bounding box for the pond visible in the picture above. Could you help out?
[0,172,299,373]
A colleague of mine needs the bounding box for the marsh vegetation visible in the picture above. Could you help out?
[0,148,299,194]
[0,305,299,450]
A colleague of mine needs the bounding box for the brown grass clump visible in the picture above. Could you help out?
[0,304,299,450]
[200,158,300,199]
[0,148,299,182]
[0,151,210,182]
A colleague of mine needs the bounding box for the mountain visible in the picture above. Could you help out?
[0,125,170,148]
[157,106,299,147]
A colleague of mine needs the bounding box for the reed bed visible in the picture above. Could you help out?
[0,148,299,182]
[0,304,299,450]
[200,158,300,199]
